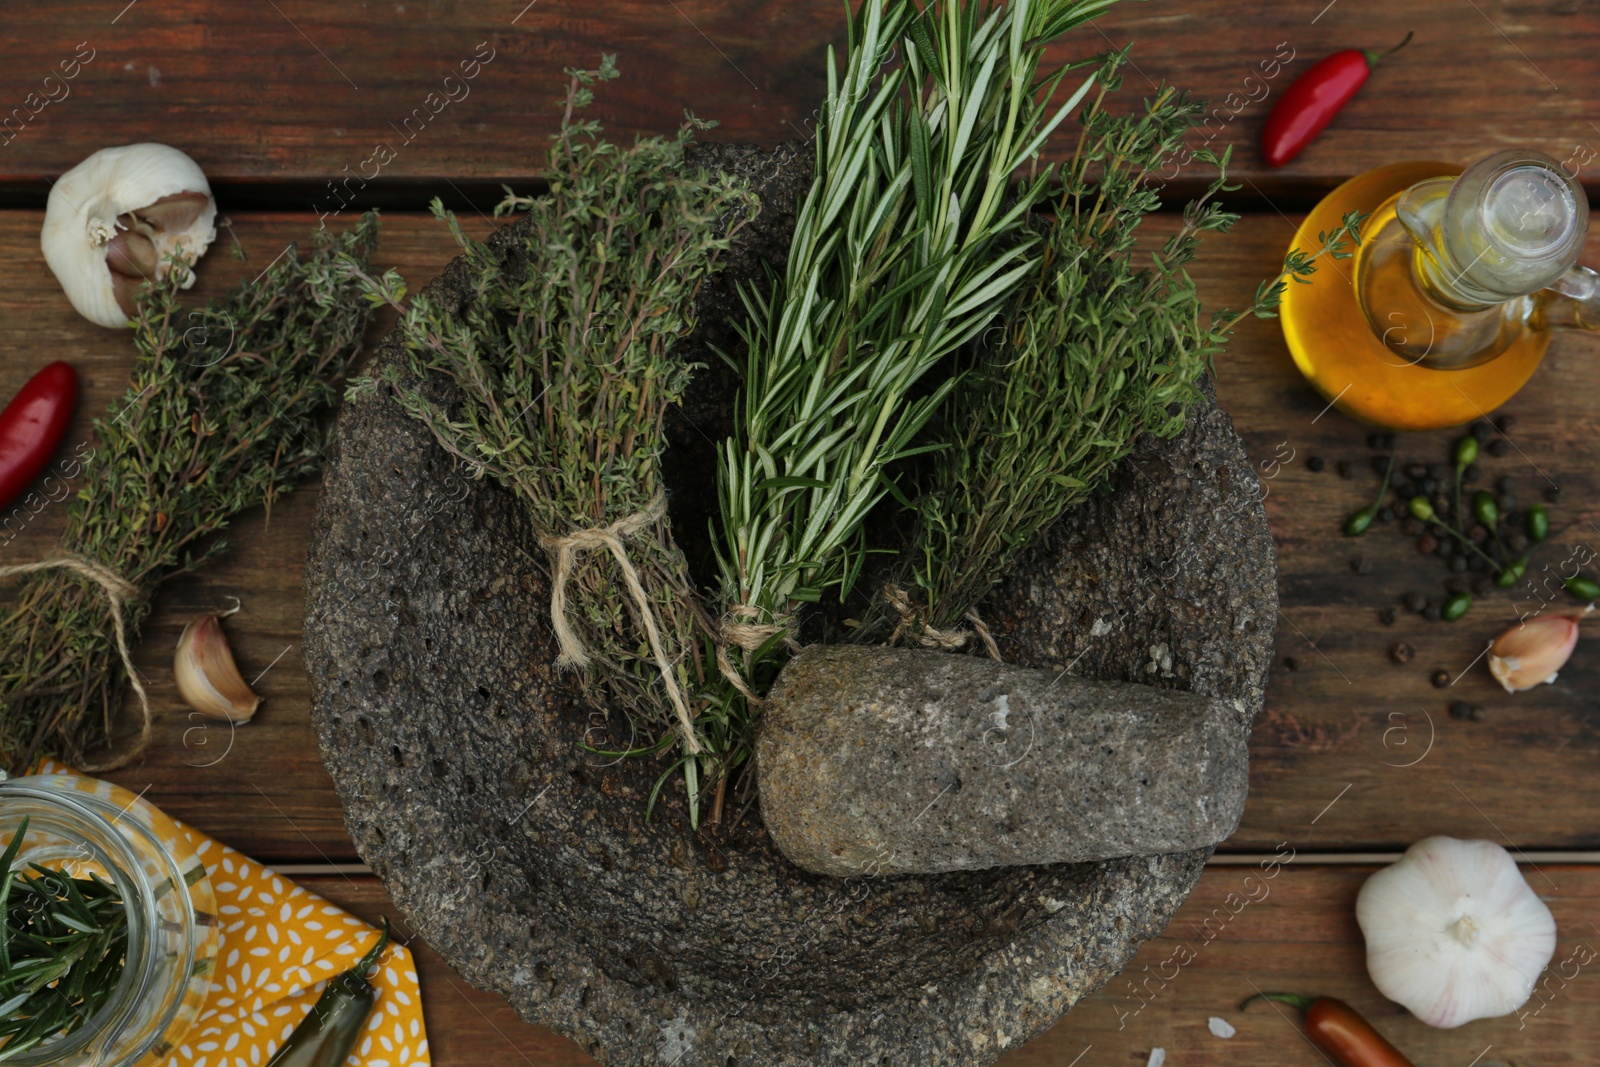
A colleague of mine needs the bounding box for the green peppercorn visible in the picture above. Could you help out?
[1565,574,1600,601]
[1495,567,1518,588]
[1526,503,1549,542]
[1441,593,1472,620]
[1472,489,1498,528]
[1453,435,1479,467]
[1344,508,1375,536]
[1408,496,1436,522]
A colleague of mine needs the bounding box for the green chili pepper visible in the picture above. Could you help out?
[1472,490,1498,528]
[264,919,391,1067]
[1407,496,1435,522]
[1453,435,1478,468]
[1441,593,1472,621]
[1566,574,1600,601]
[1526,504,1549,542]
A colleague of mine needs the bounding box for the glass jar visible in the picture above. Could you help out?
[0,773,218,1067]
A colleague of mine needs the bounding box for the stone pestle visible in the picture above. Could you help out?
[756,644,1251,878]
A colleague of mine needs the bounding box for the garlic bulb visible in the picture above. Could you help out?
[41,143,216,328]
[1357,836,1556,1028]
[1488,607,1588,692]
[174,609,260,723]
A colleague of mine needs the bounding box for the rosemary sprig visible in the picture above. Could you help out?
[898,52,1367,634]
[692,0,1115,819]
[1,817,130,1061]
[0,213,383,773]
[344,58,758,811]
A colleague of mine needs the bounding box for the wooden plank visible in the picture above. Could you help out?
[3,206,1599,861]
[297,866,1600,1066]
[0,2,1595,201]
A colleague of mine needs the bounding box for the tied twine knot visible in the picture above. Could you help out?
[538,490,703,755]
[715,605,798,707]
[882,582,1001,662]
[0,553,150,771]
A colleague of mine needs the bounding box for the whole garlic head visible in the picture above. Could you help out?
[1357,836,1556,1028]
[41,143,216,328]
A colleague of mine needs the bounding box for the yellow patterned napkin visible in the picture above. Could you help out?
[33,761,431,1067]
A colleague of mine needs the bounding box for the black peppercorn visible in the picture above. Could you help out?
[1545,484,1562,503]
[1448,700,1486,722]
[1489,438,1509,457]
[1431,668,1450,688]
[1307,455,1325,472]
[1404,591,1427,613]
[1462,462,1480,482]
[1367,433,1386,449]
[1471,420,1494,442]
[1390,642,1414,664]
[1337,459,1353,479]
[1422,604,1443,621]
[1507,532,1529,553]
[1421,477,1439,494]
[1350,555,1373,574]
[1404,462,1428,480]
[1283,656,1298,671]
[1378,506,1397,522]
[1495,413,1516,435]
[1379,606,1398,625]
[1498,493,1517,512]
[1496,475,1516,495]
[1428,463,1451,482]
[1449,555,1468,572]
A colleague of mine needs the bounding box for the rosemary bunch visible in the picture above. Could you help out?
[345,58,758,787]
[699,0,1115,802]
[1,817,130,1060]
[0,213,382,773]
[900,52,1366,636]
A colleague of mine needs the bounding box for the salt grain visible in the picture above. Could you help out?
[1209,1015,1236,1038]
[1146,1050,1165,1067]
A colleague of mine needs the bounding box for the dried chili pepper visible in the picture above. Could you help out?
[1261,32,1413,167]
[264,919,391,1067]
[1243,993,1414,1066]
[0,361,76,512]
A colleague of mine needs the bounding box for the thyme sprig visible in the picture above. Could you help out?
[0,817,130,1061]
[898,52,1367,634]
[0,213,383,773]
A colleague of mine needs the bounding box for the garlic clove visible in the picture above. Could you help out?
[1487,609,1585,693]
[106,229,158,279]
[1356,836,1556,1029]
[41,143,216,328]
[174,612,261,723]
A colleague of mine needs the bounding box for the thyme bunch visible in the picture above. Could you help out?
[0,817,130,1060]
[0,214,382,773]
[899,52,1367,634]
[345,58,758,798]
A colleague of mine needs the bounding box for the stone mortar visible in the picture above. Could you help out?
[302,141,1277,1066]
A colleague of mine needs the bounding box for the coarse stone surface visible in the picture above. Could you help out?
[757,646,1252,877]
[302,141,1278,1067]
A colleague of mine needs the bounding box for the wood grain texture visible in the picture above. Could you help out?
[4,207,1599,859]
[304,865,1600,1066]
[0,1,1595,202]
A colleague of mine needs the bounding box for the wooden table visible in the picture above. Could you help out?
[3,2,1598,1063]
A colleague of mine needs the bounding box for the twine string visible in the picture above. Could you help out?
[882,582,1001,662]
[0,554,150,771]
[538,490,702,755]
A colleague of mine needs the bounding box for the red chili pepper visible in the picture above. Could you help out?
[1243,993,1414,1066]
[1261,32,1413,168]
[0,361,78,512]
